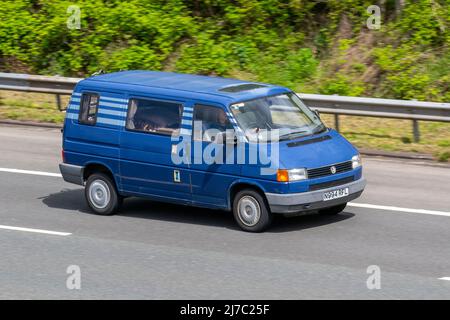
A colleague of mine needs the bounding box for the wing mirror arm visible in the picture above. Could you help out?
[214,131,238,145]
[314,109,321,119]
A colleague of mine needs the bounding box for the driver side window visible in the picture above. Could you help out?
[193,104,233,142]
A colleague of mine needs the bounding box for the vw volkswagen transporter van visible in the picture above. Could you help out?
[59,71,366,232]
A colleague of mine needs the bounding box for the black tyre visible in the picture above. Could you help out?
[232,189,272,232]
[319,203,347,215]
[85,173,121,215]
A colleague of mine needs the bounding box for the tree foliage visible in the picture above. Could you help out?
[0,0,448,101]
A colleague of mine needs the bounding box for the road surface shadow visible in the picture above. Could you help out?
[41,188,354,232]
[40,188,92,213]
[269,211,354,233]
[41,188,236,229]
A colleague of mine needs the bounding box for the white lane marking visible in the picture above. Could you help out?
[0,225,71,236]
[0,167,61,177]
[438,277,450,281]
[348,202,450,217]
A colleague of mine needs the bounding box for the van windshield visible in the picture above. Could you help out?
[229,92,325,142]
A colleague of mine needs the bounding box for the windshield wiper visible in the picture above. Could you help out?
[278,125,326,141]
[279,130,309,141]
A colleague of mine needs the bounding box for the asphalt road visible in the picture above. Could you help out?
[0,124,450,299]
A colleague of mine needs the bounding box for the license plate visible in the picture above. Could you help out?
[323,188,349,201]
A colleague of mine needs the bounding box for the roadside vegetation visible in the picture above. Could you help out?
[0,0,448,160]
[1,90,449,162]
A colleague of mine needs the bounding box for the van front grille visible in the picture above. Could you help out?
[307,161,353,179]
[309,176,354,191]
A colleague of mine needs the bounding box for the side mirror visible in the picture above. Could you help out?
[227,135,238,145]
[213,131,238,145]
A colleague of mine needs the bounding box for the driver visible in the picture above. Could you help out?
[214,110,232,132]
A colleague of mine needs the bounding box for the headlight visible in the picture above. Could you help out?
[352,154,362,169]
[277,168,308,182]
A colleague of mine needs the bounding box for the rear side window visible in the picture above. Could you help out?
[78,93,99,125]
[126,98,182,136]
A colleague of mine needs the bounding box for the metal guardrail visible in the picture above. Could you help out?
[0,72,449,141]
[0,72,79,94]
[0,72,80,111]
[299,94,450,142]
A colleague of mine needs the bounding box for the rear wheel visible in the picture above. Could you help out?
[232,189,272,232]
[319,203,347,215]
[85,173,121,215]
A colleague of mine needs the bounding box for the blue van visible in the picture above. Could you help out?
[59,71,366,232]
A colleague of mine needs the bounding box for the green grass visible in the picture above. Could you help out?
[321,114,450,162]
[0,91,69,123]
[0,90,449,162]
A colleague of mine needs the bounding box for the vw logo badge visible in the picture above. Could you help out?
[330,166,336,174]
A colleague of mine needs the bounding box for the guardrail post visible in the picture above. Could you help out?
[334,114,340,132]
[55,94,62,111]
[413,120,420,142]
[411,99,420,142]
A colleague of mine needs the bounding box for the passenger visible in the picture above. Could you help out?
[134,117,156,132]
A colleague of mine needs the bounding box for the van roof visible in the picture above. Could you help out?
[79,70,290,105]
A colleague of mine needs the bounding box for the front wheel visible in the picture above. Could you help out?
[85,173,121,215]
[232,189,272,232]
[319,203,347,215]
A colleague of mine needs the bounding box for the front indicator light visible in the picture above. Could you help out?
[277,168,307,182]
[277,169,289,182]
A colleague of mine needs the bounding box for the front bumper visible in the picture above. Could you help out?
[266,177,366,214]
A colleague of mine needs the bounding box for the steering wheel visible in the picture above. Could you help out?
[244,119,260,131]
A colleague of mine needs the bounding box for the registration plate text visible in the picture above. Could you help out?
[323,188,349,201]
